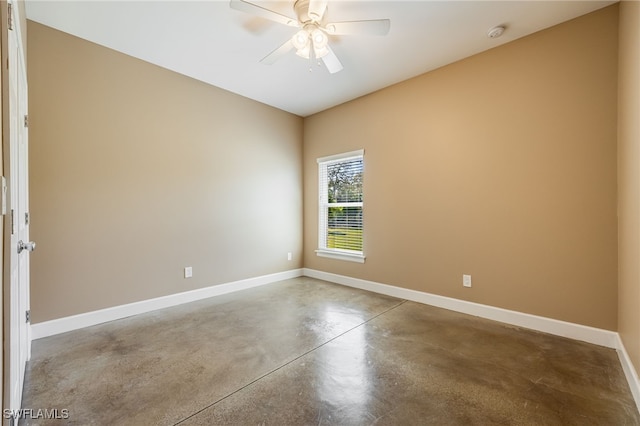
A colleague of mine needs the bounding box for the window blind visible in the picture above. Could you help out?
[317,150,364,259]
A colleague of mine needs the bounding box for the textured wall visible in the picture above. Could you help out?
[618,0,640,375]
[28,22,303,322]
[304,6,619,330]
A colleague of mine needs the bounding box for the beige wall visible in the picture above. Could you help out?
[28,22,303,323]
[29,5,625,333]
[304,6,619,330]
[618,1,640,373]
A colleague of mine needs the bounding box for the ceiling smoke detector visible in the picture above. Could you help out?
[487,26,505,39]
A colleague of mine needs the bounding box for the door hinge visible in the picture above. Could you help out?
[7,3,13,31]
[25,212,29,225]
[25,310,30,324]
[24,115,28,128]
[1,176,6,216]
[10,209,14,235]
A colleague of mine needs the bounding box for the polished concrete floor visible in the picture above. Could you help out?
[22,277,639,425]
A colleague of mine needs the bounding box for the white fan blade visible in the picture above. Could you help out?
[230,0,298,28]
[325,19,390,36]
[261,39,295,65]
[321,46,343,74]
[308,0,328,21]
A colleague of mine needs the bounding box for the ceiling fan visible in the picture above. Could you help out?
[230,0,391,74]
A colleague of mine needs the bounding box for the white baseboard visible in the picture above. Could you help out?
[303,268,618,348]
[33,267,619,347]
[31,269,303,340]
[303,268,640,411]
[304,268,640,411]
[616,334,640,413]
[29,266,640,413]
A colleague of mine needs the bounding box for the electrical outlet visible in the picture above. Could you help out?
[463,274,472,288]
[184,267,193,278]
[287,252,292,261]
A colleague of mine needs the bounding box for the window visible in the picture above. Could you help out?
[316,150,365,263]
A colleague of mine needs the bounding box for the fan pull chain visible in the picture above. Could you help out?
[307,50,323,72]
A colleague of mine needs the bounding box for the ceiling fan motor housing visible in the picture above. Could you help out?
[294,0,327,24]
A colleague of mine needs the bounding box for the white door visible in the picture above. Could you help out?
[6,1,32,414]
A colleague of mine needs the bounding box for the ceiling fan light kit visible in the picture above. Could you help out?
[230,0,391,74]
[292,25,329,59]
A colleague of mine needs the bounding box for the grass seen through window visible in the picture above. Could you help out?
[327,228,363,251]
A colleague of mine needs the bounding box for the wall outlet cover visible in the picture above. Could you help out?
[463,274,472,288]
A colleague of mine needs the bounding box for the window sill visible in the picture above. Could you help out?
[315,249,366,263]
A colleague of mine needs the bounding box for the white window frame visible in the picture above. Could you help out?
[316,149,365,263]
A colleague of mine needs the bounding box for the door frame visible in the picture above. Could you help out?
[2,0,31,419]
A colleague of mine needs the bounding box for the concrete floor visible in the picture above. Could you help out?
[22,277,639,425]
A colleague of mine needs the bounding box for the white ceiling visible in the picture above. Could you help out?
[25,0,615,117]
